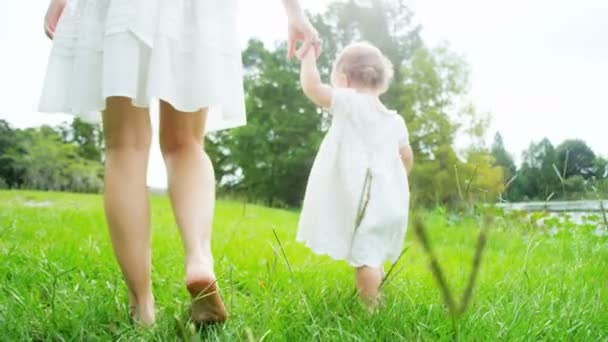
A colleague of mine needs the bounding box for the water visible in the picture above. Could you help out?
[497,200,608,236]
[497,200,607,213]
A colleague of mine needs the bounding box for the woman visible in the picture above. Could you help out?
[41,0,320,326]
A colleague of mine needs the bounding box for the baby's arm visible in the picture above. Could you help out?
[400,145,414,175]
[299,47,332,108]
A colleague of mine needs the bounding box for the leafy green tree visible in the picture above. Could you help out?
[555,139,596,180]
[57,118,103,162]
[318,1,497,207]
[207,0,499,208]
[211,0,424,206]
[411,145,461,206]
[491,132,516,181]
[593,157,607,179]
[208,40,323,206]
[6,126,102,193]
[510,138,560,200]
[461,149,505,203]
[563,175,586,197]
[311,0,422,109]
[0,120,23,187]
[490,132,517,200]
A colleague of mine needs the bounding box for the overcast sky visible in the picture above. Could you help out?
[0,0,606,188]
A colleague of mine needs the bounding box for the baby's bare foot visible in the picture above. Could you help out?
[360,292,385,313]
[186,271,228,324]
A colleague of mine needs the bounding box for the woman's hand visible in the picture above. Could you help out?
[287,12,321,60]
[44,0,66,40]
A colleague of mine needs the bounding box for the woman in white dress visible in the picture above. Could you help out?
[296,42,414,308]
[41,0,320,325]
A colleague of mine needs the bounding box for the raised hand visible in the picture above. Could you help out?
[286,12,321,60]
[44,0,66,40]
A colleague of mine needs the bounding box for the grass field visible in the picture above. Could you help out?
[0,190,607,340]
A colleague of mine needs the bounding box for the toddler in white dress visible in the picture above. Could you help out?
[296,41,414,307]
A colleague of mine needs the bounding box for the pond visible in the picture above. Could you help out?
[497,200,608,236]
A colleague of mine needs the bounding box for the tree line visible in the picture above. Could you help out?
[492,133,607,201]
[0,118,102,192]
[0,0,605,207]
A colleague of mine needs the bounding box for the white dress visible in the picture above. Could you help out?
[297,88,410,268]
[39,0,246,132]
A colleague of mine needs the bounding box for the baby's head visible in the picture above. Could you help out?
[332,42,394,94]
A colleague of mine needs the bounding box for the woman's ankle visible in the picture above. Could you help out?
[185,252,215,283]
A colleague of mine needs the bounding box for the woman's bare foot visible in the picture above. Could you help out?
[128,290,156,327]
[186,262,227,324]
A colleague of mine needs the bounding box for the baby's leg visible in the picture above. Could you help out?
[102,97,155,326]
[355,266,383,308]
[159,101,227,323]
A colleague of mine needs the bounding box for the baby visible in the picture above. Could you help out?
[296,41,414,307]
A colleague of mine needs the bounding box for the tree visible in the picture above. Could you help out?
[206,0,497,208]
[312,0,422,111]
[510,138,560,200]
[555,139,596,180]
[461,150,505,203]
[593,157,607,179]
[210,0,426,206]
[490,132,516,200]
[57,118,103,162]
[0,120,23,187]
[411,145,461,206]
[491,132,516,181]
[208,40,324,206]
[6,126,102,193]
[319,1,497,207]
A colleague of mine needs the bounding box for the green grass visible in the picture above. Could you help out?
[0,190,606,340]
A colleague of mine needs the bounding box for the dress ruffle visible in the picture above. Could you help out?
[39,0,246,132]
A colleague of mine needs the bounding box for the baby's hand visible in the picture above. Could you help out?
[296,39,321,61]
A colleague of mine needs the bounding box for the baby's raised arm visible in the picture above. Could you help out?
[299,48,332,108]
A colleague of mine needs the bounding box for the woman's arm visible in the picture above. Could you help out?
[44,0,66,39]
[400,145,414,175]
[299,47,332,108]
[282,0,304,18]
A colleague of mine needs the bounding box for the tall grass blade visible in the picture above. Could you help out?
[412,216,458,317]
[464,165,479,199]
[552,164,565,184]
[599,200,608,232]
[458,220,489,314]
[379,245,410,290]
[454,165,464,201]
[355,168,373,230]
[272,229,317,328]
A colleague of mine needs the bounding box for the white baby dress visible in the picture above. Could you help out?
[297,88,410,268]
[39,0,246,132]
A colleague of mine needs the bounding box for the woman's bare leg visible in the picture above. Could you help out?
[159,100,227,323]
[102,97,155,326]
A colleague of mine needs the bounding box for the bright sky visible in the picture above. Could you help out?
[0,0,606,188]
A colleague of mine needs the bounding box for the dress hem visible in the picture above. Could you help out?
[296,236,390,269]
[38,94,246,132]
